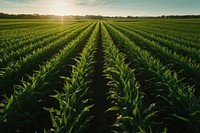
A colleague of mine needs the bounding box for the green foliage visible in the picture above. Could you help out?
[0,21,96,132]
[101,23,158,132]
[0,22,92,96]
[45,22,100,132]
[104,22,200,132]
[0,19,200,132]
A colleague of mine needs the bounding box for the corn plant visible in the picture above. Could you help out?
[45,22,99,133]
[0,22,76,56]
[109,23,200,96]
[104,22,200,132]
[0,22,96,132]
[118,23,200,64]
[0,22,85,68]
[0,22,92,98]
[101,23,162,133]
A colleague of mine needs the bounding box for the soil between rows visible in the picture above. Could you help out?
[86,24,115,133]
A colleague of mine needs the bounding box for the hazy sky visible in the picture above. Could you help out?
[0,0,199,16]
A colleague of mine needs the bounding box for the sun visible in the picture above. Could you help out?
[50,0,69,16]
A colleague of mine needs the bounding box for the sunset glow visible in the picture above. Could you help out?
[0,0,200,16]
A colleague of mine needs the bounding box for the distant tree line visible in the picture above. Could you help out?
[0,12,199,19]
[159,15,200,19]
[0,13,103,20]
[126,15,200,19]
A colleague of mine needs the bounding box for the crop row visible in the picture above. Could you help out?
[0,22,96,132]
[0,22,92,98]
[0,22,75,48]
[101,23,161,132]
[104,22,200,132]
[0,22,88,68]
[0,20,199,132]
[116,21,200,48]
[115,23,200,62]
[45,22,100,133]
[107,22,200,96]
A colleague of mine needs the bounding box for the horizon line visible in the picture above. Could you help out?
[1,12,200,17]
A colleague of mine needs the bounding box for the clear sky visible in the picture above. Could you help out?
[0,0,200,16]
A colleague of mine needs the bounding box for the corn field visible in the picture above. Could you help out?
[0,19,200,133]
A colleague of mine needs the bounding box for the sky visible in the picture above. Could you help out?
[0,0,200,16]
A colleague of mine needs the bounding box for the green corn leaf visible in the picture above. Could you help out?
[106,106,119,112]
